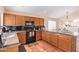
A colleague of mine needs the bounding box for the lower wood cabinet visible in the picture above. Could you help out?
[49,32,58,47]
[42,31,76,52]
[42,31,58,47]
[18,32,26,44]
[58,34,76,52]
[42,31,49,42]
[42,31,46,41]
[36,31,42,41]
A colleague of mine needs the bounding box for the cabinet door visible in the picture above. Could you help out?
[3,14,16,26]
[15,15,24,26]
[36,31,42,41]
[39,18,44,26]
[42,31,49,42]
[18,32,26,44]
[30,17,35,21]
[58,34,73,52]
[42,31,45,40]
[49,32,58,47]
[34,18,40,26]
[23,16,30,25]
[42,31,46,41]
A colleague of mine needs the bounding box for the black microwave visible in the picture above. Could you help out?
[25,21,34,26]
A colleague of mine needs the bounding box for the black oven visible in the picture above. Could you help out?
[25,21,36,44]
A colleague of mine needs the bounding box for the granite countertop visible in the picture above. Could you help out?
[45,29,79,37]
[0,30,43,34]
[1,29,78,36]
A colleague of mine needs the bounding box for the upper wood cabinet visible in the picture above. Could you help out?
[30,17,35,21]
[23,16,35,25]
[39,18,44,26]
[24,16,32,22]
[34,18,40,26]
[15,15,24,26]
[3,14,16,26]
[3,13,44,26]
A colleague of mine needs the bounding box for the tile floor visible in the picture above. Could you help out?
[24,40,63,52]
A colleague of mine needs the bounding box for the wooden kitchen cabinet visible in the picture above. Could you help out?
[42,31,47,41]
[58,34,76,52]
[23,16,35,24]
[42,31,58,47]
[42,31,49,42]
[39,18,44,26]
[15,15,24,26]
[4,13,44,26]
[34,18,44,26]
[34,18,40,26]
[42,31,76,52]
[49,32,58,47]
[3,13,16,26]
[30,17,35,21]
[36,31,42,41]
[24,16,30,22]
[18,32,26,44]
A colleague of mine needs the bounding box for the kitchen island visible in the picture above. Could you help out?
[42,30,79,52]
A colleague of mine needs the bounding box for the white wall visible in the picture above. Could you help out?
[59,11,79,32]
[0,6,4,26]
[44,17,59,30]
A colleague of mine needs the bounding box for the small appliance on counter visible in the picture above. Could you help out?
[2,26,9,32]
[1,26,23,32]
[9,26,23,31]
[35,26,45,30]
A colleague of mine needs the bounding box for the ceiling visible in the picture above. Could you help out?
[4,6,79,18]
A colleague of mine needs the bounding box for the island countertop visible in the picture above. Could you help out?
[44,29,79,37]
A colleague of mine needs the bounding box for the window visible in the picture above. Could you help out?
[48,20,56,31]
